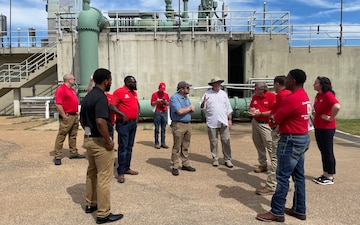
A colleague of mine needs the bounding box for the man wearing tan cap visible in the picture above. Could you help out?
[169,81,196,176]
[200,77,234,168]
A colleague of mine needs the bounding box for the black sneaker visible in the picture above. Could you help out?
[69,154,86,159]
[181,165,196,172]
[54,158,61,165]
[171,168,179,176]
[313,175,334,185]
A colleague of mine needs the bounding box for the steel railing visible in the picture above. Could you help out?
[0,42,57,83]
[0,9,359,49]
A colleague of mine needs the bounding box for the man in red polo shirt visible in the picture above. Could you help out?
[256,69,310,222]
[53,74,85,166]
[256,76,291,195]
[249,82,276,173]
[110,76,139,184]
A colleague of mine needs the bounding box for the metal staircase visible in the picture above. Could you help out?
[0,43,57,98]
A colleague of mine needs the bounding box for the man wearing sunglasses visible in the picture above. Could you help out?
[169,81,196,176]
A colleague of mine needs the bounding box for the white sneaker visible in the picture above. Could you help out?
[225,161,234,168]
[313,175,334,185]
[212,160,219,167]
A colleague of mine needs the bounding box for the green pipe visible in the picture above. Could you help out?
[76,0,108,98]
[138,97,251,120]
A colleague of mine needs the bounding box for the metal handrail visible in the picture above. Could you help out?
[0,29,58,49]
[0,42,57,83]
[0,9,360,49]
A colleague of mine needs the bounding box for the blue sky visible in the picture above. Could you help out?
[0,0,358,33]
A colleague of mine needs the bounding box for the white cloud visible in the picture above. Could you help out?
[0,1,47,30]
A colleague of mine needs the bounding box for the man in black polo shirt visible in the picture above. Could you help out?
[80,68,123,224]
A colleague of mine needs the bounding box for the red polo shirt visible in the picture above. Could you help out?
[55,83,78,113]
[274,88,310,134]
[151,91,170,112]
[105,92,116,125]
[271,89,292,114]
[268,89,291,127]
[111,85,139,120]
[313,91,339,129]
[249,91,276,122]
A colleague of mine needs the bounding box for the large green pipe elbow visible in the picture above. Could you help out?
[76,0,108,97]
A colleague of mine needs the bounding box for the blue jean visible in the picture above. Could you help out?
[116,120,137,175]
[315,128,336,174]
[270,133,310,216]
[153,111,168,145]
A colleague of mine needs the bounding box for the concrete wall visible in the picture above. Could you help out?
[57,33,230,98]
[55,33,360,119]
[98,33,229,99]
[247,34,360,119]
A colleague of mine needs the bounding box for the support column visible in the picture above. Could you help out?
[13,88,21,116]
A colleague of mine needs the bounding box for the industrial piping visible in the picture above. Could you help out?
[75,0,250,120]
[76,0,108,97]
[138,97,251,120]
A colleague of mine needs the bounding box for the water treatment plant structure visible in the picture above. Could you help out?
[0,0,359,119]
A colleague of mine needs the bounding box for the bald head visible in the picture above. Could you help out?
[63,74,75,87]
[63,74,74,81]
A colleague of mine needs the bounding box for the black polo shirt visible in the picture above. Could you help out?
[80,86,111,137]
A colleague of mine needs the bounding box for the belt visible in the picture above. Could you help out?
[116,119,137,123]
[255,120,268,124]
[84,134,101,138]
[66,112,77,116]
[281,133,308,136]
[173,121,190,124]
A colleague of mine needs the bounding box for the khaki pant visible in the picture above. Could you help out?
[265,129,280,190]
[54,115,79,158]
[170,122,192,169]
[83,137,114,218]
[207,124,232,162]
[251,119,273,167]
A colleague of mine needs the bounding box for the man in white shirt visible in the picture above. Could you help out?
[200,77,234,168]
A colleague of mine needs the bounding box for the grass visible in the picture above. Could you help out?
[336,119,360,136]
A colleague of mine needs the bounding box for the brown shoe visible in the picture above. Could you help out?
[124,169,139,175]
[160,144,169,149]
[117,175,125,183]
[254,165,268,173]
[154,144,161,149]
[255,187,275,195]
[256,212,284,222]
[284,208,306,220]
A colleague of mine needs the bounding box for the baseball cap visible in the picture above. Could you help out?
[158,82,166,91]
[177,81,192,91]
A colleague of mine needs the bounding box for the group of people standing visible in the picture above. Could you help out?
[52,68,340,223]
[151,77,235,176]
[248,69,340,222]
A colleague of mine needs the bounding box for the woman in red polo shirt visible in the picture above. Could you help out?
[312,76,341,185]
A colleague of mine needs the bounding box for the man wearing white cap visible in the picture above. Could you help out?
[200,77,234,168]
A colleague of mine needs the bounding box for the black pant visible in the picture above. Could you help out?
[315,128,336,174]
